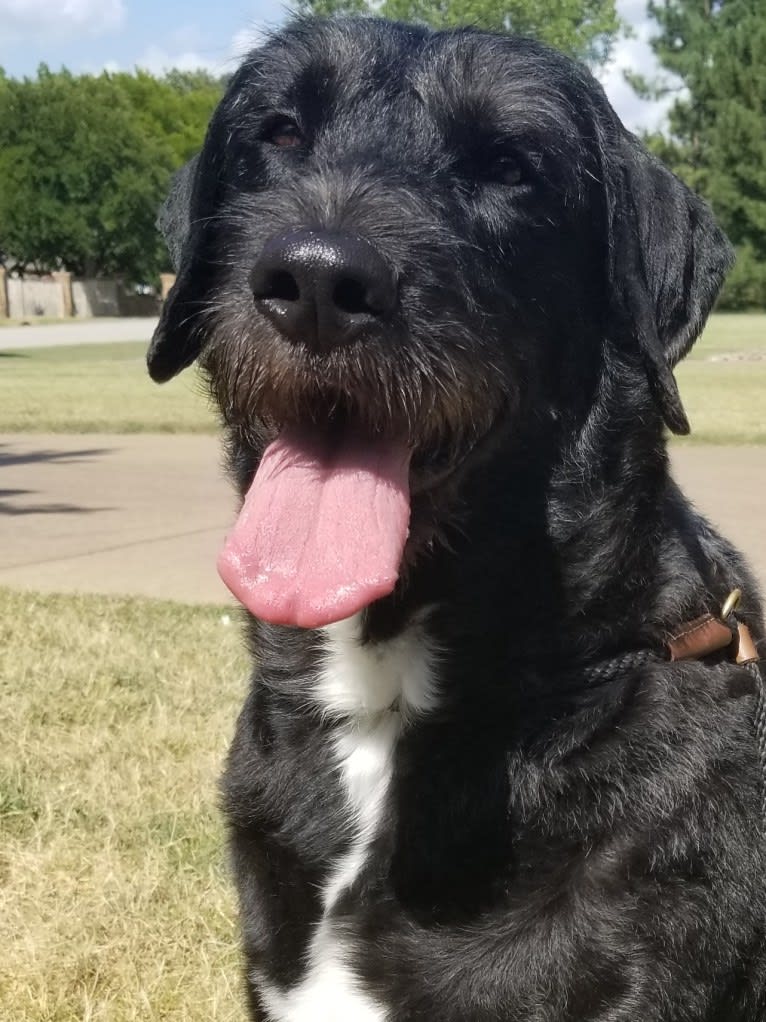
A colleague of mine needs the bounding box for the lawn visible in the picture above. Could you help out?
[674,313,766,445]
[0,313,764,441]
[0,588,250,1022]
[0,342,217,434]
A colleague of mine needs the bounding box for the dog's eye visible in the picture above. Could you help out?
[264,118,303,148]
[491,156,524,188]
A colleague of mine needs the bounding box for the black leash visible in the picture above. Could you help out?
[746,658,766,834]
[727,588,766,833]
[722,594,766,838]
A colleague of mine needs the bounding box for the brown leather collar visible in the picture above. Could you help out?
[661,590,765,839]
[666,590,759,666]
[666,613,759,664]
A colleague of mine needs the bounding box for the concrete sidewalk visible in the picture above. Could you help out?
[0,318,159,351]
[0,434,234,604]
[0,433,763,603]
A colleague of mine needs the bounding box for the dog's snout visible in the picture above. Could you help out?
[250,230,397,352]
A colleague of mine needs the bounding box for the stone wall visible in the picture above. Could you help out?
[72,279,120,317]
[6,276,65,318]
[1,271,159,319]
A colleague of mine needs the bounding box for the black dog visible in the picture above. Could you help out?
[147,17,766,1020]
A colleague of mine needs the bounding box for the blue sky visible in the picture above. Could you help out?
[0,0,283,78]
[0,0,672,131]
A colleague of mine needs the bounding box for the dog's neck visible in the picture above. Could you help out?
[367,369,691,673]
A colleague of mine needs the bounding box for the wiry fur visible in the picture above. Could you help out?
[148,17,766,1020]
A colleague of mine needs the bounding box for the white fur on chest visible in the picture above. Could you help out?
[255,612,438,1022]
[316,612,439,721]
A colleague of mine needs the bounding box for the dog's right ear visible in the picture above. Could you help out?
[147,156,203,383]
[157,156,199,275]
[148,67,244,384]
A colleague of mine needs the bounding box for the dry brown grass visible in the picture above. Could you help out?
[0,588,250,1021]
[0,343,216,434]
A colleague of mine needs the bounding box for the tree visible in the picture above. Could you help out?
[638,0,766,307]
[0,68,222,283]
[297,0,621,64]
[113,69,224,169]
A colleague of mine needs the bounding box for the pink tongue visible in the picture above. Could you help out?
[217,429,412,628]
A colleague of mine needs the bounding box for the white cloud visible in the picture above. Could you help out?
[0,0,125,38]
[127,24,267,78]
[231,25,267,60]
[134,44,226,77]
[599,0,681,134]
[167,23,207,53]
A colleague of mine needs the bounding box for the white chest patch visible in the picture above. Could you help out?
[254,612,439,1022]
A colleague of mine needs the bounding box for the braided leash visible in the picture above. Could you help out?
[745,659,766,836]
[578,648,656,686]
[721,590,766,839]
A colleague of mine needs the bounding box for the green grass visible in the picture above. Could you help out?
[675,313,766,444]
[0,313,763,440]
[0,588,249,1021]
[682,312,766,360]
[0,342,217,433]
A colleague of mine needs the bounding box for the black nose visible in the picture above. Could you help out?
[250,229,397,352]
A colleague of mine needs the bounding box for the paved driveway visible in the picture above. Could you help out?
[0,434,233,604]
[0,318,158,350]
[0,434,763,604]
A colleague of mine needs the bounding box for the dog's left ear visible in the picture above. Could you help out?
[605,135,734,435]
[147,155,205,383]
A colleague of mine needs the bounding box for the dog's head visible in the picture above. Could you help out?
[148,17,732,628]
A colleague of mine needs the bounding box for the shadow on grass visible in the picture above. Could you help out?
[0,351,29,358]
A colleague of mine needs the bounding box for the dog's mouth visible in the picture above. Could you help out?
[217,404,498,629]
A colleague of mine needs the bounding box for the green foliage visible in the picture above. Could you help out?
[0,67,222,283]
[0,5,621,284]
[302,0,369,14]
[111,69,223,169]
[641,0,766,309]
[718,243,766,310]
[296,0,620,63]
